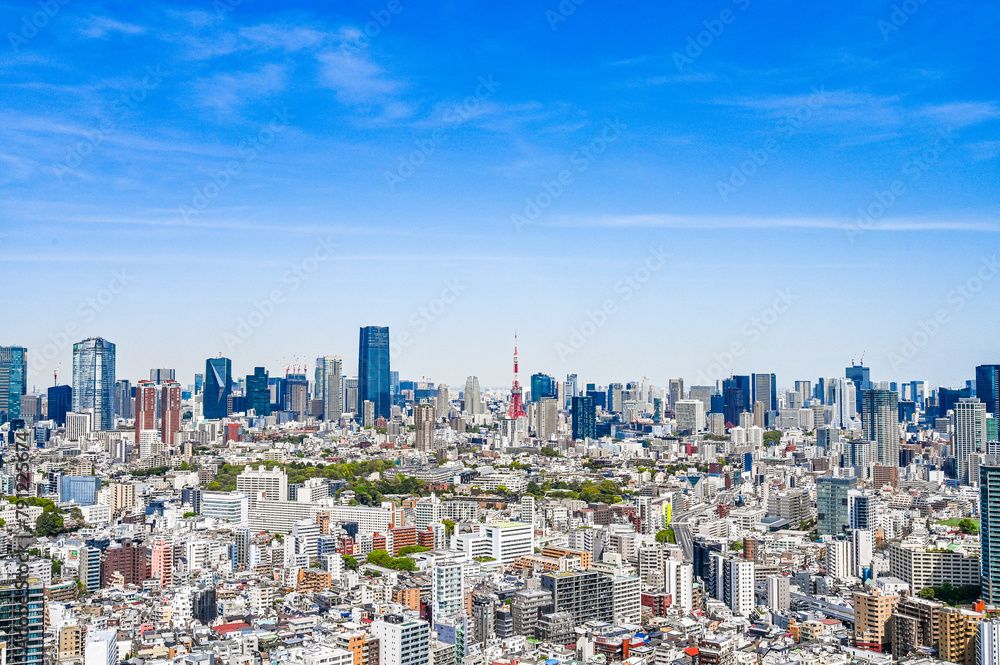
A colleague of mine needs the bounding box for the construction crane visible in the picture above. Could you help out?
[53,362,61,386]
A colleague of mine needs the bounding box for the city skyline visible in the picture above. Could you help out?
[1,1,997,390]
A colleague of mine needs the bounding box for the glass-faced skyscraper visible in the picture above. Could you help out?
[981,457,1000,604]
[571,395,595,440]
[977,365,1000,418]
[72,337,115,430]
[0,346,27,424]
[203,357,232,420]
[358,326,390,419]
[861,388,900,467]
[246,367,271,416]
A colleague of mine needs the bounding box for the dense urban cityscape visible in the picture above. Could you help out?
[1,333,1000,665]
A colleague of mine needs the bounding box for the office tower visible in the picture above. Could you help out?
[571,395,595,440]
[414,403,435,451]
[794,380,812,404]
[668,378,684,406]
[149,368,175,384]
[193,587,217,625]
[952,398,987,483]
[530,373,554,402]
[664,559,693,612]
[853,589,899,653]
[370,615,429,665]
[722,376,750,427]
[606,382,623,413]
[464,376,482,415]
[846,363,872,413]
[358,326,391,419]
[282,371,308,417]
[853,529,874,577]
[978,365,1000,415]
[315,356,343,420]
[830,378,857,429]
[939,607,982,665]
[203,356,232,420]
[752,373,776,412]
[237,465,288,501]
[817,476,856,535]
[541,570,613,624]
[982,458,1000,603]
[113,379,132,420]
[436,384,449,418]
[862,389,900,466]
[675,399,706,433]
[536,397,558,440]
[566,373,578,402]
[160,380,181,445]
[0,346,27,424]
[135,380,157,440]
[47,384,72,426]
[61,476,101,505]
[72,337,115,430]
[766,575,789,611]
[246,367,271,416]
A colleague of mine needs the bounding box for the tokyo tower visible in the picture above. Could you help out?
[507,335,526,419]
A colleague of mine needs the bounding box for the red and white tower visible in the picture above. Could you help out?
[507,335,526,419]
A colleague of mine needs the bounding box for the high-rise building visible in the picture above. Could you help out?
[535,397,558,440]
[358,326,391,419]
[862,388,900,467]
[315,356,343,421]
[977,365,1000,417]
[135,380,157,440]
[436,384,450,418]
[237,465,288,501]
[150,540,174,589]
[149,368,175,384]
[722,376,751,427]
[607,383,624,412]
[846,363,872,413]
[979,618,1000,665]
[541,570,613,624]
[113,379,132,420]
[981,457,1000,604]
[817,476,856,535]
[853,588,898,652]
[78,546,101,592]
[246,367,271,416]
[432,561,465,618]
[0,583,43,665]
[203,356,232,420]
[72,337,115,430]
[953,398,986,483]
[766,575,789,611]
[84,629,117,665]
[571,395,595,440]
[160,380,181,445]
[891,596,942,659]
[675,399,706,433]
[0,346,27,424]
[752,373,776,412]
[939,607,982,665]
[720,557,755,617]
[369,615,429,665]
[414,403,435,452]
[668,378,684,406]
[47,384,72,426]
[464,376,482,415]
[530,373,555,403]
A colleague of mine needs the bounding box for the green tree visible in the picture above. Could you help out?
[343,555,358,570]
[397,545,429,555]
[443,520,455,537]
[52,560,62,574]
[655,529,676,544]
[729,541,744,551]
[959,519,979,535]
[35,512,65,536]
[918,587,936,599]
[183,512,198,518]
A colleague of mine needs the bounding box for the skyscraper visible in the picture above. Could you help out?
[846,363,871,413]
[953,398,986,483]
[862,388,900,467]
[982,457,1000,604]
[817,476,856,535]
[358,326,390,419]
[571,395,595,440]
[149,368,175,384]
[47,384,71,426]
[134,380,157,438]
[203,356,232,420]
[668,378,684,407]
[315,355,343,420]
[464,376,482,415]
[530,373,555,402]
[0,346,27,424]
[978,365,1000,417]
[722,376,750,427]
[161,380,181,445]
[752,372,777,412]
[114,379,132,420]
[414,403,435,451]
[246,367,271,416]
[436,384,450,418]
[72,337,116,430]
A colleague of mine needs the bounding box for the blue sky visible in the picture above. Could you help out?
[1,0,998,392]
